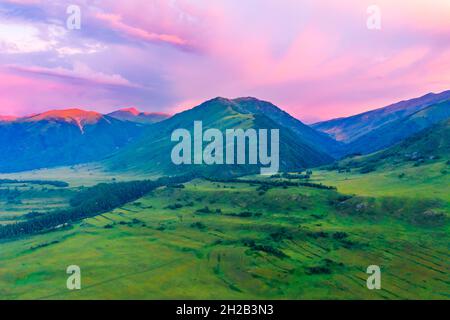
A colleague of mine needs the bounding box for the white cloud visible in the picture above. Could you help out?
[56,43,106,57]
[6,62,142,88]
[0,23,52,53]
[0,21,105,56]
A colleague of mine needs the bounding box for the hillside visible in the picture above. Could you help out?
[342,101,450,156]
[378,118,450,160]
[0,109,145,173]
[313,90,450,142]
[232,97,342,156]
[333,118,450,173]
[104,97,334,176]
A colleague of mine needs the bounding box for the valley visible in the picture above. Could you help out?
[1,0,449,303]
[0,160,448,299]
[0,92,448,300]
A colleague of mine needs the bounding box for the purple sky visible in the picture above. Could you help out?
[0,0,449,123]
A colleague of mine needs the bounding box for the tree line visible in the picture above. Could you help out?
[0,179,69,188]
[206,177,336,190]
[0,174,196,239]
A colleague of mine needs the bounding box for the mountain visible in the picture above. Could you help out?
[313,90,450,143]
[21,109,104,132]
[231,97,343,156]
[337,118,450,171]
[0,116,18,122]
[343,100,450,155]
[0,109,145,173]
[108,108,170,124]
[104,97,334,177]
[375,118,450,162]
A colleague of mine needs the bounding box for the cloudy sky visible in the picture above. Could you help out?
[0,0,449,122]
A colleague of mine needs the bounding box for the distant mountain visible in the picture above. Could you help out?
[0,109,145,173]
[108,108,170,124]
[313,90,450,143]
[338,118,450,171]
[104,97,334,177]
[21,109,104,132]
[343,100,450,156]
[0,115,17,122]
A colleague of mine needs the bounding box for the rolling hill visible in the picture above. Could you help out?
[104,97,334,176]
[107,108,170,124]
[0,109,145,173]
[313,90,450,143]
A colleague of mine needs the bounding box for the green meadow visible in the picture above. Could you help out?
[0,163,155,188]
[313,161,450,202]
[0,166,448,300]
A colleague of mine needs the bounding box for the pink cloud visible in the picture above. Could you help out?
[1,0,449,122]
[5,63,140,88]
[0,66,147,116]
[96,12,189,47]
[0,70,75,115]
[161,0,450,121]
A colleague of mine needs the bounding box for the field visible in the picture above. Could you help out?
[313,161,450,202]
[0,167,448,299]
[0,163,155,188]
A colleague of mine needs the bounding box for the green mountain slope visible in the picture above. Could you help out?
[343,101,450,156]
[232,97,342,156]
[363,118,449,164]
[336,118,450,172]
[104,97,334,176]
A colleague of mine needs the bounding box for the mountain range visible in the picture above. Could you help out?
[313,90,450,157]
[338,100,450,156]
[0,91,448,174]
[313,90,450,143]
[0,109,145,172]
[103,97,334,177]
[337,118,450,172]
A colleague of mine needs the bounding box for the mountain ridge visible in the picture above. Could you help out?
[336,118,450,172]
[342,100,450,156]
[0,115,18,122]
[107,108,170,124]
[0,111,146,173]
[313,90,450,142]
[1,91,448,174]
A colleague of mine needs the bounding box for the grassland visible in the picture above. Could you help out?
[0,174,448,300]
[0,163,155,188]
[0,182,73,225]
[312,160,450,202]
